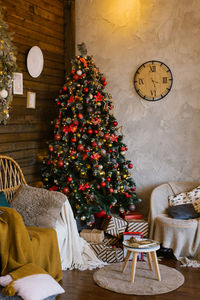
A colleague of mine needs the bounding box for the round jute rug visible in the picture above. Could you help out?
[93,261,184,295]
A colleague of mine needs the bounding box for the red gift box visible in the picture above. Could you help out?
[123,212,143,220]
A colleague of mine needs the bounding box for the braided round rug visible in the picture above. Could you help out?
[93,261,184,295]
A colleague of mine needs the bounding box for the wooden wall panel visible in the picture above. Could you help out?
[0,0,74,186]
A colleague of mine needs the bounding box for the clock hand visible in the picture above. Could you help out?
[151,78,156,88]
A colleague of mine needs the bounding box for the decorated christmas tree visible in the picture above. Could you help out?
[0,8,17,124]
[41,43,141,225]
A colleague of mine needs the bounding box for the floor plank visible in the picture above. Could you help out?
[57,258,200,300]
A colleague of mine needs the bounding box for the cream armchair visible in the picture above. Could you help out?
[149,182,200,259]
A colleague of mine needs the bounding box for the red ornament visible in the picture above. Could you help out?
[73,120,79,125]
[87,129,93,135]
[128,163,133,169]
[73,74,79,80]
[106,177,111,182]
[54,134,61,141]
[58,160,64,167]
[91,141,97,147]
[107,215,111,219]
[102,81,107,86]
[49,146,53,152]
[100,182,106,188]
[71,138,77,142]
[78,113,83,119]
[104,133,110,140]
[57,101,61,106]
[94,129,99,134]
[95,209,107,218]
[120,146,126,151]
[109,188,114,193]
[77,144,84,152]
[101,77,106,82]
[63,187,70,195]
[67,176,73,182]
[63,86,67,91]
[113,121,118,126]
[84,87,89,93]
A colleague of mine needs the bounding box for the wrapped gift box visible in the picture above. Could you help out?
[80,229,104,243]
[90,242,123,263]
[126,220,149,238]
[103,235,122,248]
[123,211,143,220]
[101,215,127,238]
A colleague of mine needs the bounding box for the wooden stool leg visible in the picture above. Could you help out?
[146,252,152,270]
[131,252,137,283]
[122,250,131,273]
[151,251,161,281]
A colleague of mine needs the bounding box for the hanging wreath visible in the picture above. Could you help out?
[0,7,17,124]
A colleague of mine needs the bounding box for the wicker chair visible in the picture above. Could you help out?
[0,155,27,203]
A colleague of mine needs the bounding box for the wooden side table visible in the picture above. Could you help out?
[122,242,161,283]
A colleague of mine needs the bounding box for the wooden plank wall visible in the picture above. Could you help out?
[0,0,75,186]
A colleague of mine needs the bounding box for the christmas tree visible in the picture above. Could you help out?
[41,43,141,225]
[0,8,17,124]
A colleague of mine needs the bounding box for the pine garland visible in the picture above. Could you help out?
[0,7,18,124]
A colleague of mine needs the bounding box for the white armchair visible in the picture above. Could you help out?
[149,181,200,259]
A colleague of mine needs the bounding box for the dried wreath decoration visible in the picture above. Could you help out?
[0,7,18,124]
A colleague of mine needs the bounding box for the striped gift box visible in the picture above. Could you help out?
[103,236,121,247]
[126,220,149,238]
[101,215,127,238]
[90,243,123,263]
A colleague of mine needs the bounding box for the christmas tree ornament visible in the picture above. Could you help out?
[57,160,64,167]
[0,89,8,98]
[63,187,70,195]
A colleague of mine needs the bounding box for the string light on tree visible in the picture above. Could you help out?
[41,43,141,225]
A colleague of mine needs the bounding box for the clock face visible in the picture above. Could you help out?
[134,60,173,101]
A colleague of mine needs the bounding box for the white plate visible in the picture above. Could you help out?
[27,46,44,78]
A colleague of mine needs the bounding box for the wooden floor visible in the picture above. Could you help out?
[57,257,200,300]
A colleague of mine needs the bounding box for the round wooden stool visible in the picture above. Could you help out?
[122,241,161,283]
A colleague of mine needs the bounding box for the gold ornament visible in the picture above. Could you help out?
[71,156,76,160]
[108,143,112,147]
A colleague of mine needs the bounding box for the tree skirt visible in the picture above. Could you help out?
[93,262,184,295]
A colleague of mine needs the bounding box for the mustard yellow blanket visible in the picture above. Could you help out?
[0,207,62,283]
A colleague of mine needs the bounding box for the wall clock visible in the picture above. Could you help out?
[134,60,173,101]
[27,46,44,78]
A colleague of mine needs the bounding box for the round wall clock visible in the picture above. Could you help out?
[27,46,44,78]
[134,60,173,101]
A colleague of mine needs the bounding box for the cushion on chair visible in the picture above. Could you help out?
[0,192,10,207]
[167,204,200,220]
[10,185,66,228]
[168,192,192,207]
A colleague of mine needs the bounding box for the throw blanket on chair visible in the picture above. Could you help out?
[0,207,62,282]
[55,198,106,270]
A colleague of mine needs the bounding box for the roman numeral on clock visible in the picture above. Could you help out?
[149,66,156,72]
[150,90,156,96]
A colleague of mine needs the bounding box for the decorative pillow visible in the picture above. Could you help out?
[168,192,192,207]
[0,274,64,300]
[167,203,200,220]
[187,185,200,201]
[0,192,10,207]
[10,185,66,228]
[192,198,200,213]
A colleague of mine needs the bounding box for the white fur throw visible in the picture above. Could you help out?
[10,184,66,228]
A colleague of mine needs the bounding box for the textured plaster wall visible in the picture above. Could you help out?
[76,0,200,216]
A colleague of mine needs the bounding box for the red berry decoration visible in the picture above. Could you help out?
[77,144,84,152]
[120,146,126,151]
[58,160,64,167]
[78,113,83,119]
[87,129,93,135]
[128,163,133,169]
[54,134,61,141]
[63,187,70,195]
[109,188,114,193]
[71,138,77,142]
[113,121,118,126]
[100,182,106,187]
[84,87,89,93]
[67,176,73,182]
